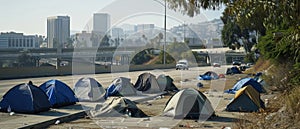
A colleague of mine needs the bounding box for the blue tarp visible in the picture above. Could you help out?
[225,78,265,94]
[40,80,78,108]
[0,83,51,113]
[198,71,219,80]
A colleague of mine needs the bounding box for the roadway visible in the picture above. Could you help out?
[0,66,229,98]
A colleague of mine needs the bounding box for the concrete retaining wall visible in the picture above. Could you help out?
[0,64,176,79]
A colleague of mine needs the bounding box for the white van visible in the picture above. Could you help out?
[176,59,189,70]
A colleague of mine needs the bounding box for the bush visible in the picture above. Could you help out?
[244,52,256,64]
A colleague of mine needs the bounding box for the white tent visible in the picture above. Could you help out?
[163,88,215,119]
[74,77,105,101]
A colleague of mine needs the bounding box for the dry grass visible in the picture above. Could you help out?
[286,87,300,122]
[233,59,300,129]
[252,59,272,73]
[234,88,300,129]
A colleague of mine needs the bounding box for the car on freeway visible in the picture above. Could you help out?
[213,63,221,67]
[232,61,242,66]
[176,59,189,70]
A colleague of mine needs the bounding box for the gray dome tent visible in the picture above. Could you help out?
[74,77,105,102]
[134,73,163,93]
[163,88,215,119]
[157,74,179,92]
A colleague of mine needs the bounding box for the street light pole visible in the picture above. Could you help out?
[154,0,167,65]
[163,0,166,65]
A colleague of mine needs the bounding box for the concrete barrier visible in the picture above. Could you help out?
[0,64,176,79]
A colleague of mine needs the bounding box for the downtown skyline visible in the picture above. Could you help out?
[0,0,224,36]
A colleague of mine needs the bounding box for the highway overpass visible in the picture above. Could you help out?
[0,47,246,67]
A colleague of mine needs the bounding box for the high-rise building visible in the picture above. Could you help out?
[0,32,39,48]
[111,27,124,39]
[47,16,70,48]
[135,24,155,32]
[74,31,93,48]
[93,13,111,35]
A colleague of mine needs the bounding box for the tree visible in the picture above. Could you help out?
[167,0,226,17]
[130,49,154,65]
[100,35,110,47]
[65,38,74,48]
[17,52,35,67]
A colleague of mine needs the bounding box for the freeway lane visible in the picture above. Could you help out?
[0,66,229,98]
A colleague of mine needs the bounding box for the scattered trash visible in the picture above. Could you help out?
[186,122,190,128]
[7,105,11,113]
[156,96,162,99]
[9,112,15,116]
[143,118,150,121]
[197,82,204,88]
[55,120,60,125]
[126,109,131,117]
[178,124,184,127]
[265,99,269,107]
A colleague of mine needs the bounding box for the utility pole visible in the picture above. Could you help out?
[154,0,167,65]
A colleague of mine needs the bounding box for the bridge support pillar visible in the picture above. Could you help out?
[120,55,129,65]
[56,58,61,69]
[206,55,211,65]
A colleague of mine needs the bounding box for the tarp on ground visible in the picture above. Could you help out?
[90,97,147,117]
[198,71,219,80]
[0,83,51,113]
[134,73,163,93]
[157,74,179,92]
[225,78,266,94]
[39,79,78,108]
[226,86,265,112]
[163,88,215,119]
[105,77,137,98]
[74,77,106,102]
[226,66,242,75]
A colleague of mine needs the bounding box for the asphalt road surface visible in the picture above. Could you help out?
[0,66,229,98]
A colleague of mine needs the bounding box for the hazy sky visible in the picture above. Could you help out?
[0,0,225,36]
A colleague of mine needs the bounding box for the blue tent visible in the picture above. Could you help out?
[226,67,242,75]
[225,78,265,94]
[0,83,51,113]
[105,77,137,98]
[39,80,78,108]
